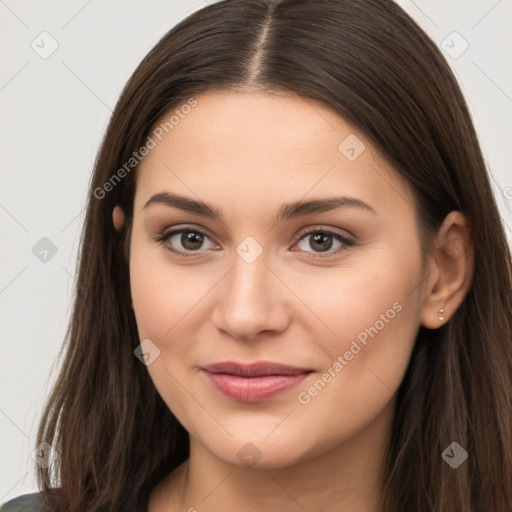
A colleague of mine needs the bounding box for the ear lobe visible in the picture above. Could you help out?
[420,211,474,329]
[113,205,126,231]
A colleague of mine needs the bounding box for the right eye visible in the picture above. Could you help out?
[153,226,216,257]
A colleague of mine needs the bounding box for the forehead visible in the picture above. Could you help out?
[142,89,354,161]
[134,90,414,217]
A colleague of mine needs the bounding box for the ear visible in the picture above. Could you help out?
[113,205,126,231]
[420,211,474,329]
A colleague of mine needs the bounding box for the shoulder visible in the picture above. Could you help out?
[0,492,45,512]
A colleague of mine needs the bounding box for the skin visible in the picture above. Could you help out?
[113,90,473,511]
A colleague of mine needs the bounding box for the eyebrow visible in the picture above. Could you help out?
[143,192,377,222]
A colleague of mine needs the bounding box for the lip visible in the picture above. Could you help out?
[201,361,313,402]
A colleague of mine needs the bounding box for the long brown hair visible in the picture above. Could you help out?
[36,0,512,510]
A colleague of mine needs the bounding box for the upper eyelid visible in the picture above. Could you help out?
[159,225,353,250]
[159,224,352,239]
[160,225,217,244]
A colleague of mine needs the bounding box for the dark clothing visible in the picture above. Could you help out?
[1,492,44,511]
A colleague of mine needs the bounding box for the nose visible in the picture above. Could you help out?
[212,249,291,341]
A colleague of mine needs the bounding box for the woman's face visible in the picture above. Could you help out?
[129,90,428,468]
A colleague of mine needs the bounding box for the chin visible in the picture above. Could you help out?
[197,429,318,470]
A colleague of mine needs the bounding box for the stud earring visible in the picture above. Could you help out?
[438,308,445,322]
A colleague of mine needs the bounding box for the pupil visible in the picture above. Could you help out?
[311,233,332,252]
[182,231,203,250]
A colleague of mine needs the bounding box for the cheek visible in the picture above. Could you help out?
[292,247,423,434]
[303,250,421,355]
[130,254,204,355]
[129,246,207,424]
[129,221,203,334]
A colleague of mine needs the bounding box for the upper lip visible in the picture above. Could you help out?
[201,361,313,377]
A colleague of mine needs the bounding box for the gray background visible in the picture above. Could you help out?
[1,0,511,501]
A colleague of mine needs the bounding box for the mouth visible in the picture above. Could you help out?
[200,361,313,402]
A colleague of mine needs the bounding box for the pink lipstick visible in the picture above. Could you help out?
[201,361,313,402]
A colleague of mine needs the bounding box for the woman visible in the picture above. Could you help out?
[2,0,511,511]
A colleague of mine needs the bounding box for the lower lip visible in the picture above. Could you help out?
[202,370,312,402]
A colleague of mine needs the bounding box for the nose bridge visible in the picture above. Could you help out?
[213,240,289,339]
[230,248,270,303]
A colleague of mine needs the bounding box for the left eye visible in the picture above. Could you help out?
[154,227,353,257]
[295,229,353,255]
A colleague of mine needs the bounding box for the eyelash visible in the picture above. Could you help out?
[152,226,355,259]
